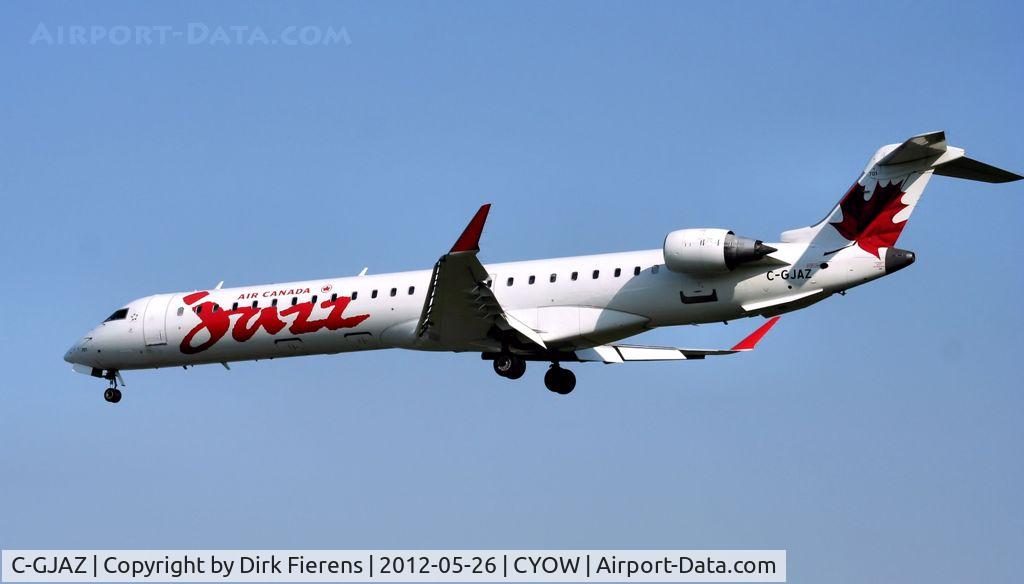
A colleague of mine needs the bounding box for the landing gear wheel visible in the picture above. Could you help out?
[558,369,576,394]
[493,354,514,376]
[544,365,576,395]
[506,358,526,380]
[493,354,526,379]
[103,388,122,404]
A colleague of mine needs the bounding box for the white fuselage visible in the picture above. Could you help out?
[63,131,1019,400]
[64,241,893,373]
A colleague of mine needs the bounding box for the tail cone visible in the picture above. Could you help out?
[885,248,916,274]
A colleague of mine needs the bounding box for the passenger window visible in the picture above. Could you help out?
[372,290,378,299]
[351,291,358,300]
[195,306,202,314]
[614,268,621,277]
[507,277,514,286]
[592,270,600,279]
[252,301,259,309]
[634,266,641,276]
[331,293,337,302]
[231,302,238,310]
[571,272,578,281]
[311,295,318,304]
[529,275,536,285]
[212,305,219,313]
[408,286,415,295]
[390,288,397,297]
[550,273,557,283]
[291,297,298,306]
[272,299,278,307]
[176,307,184,317]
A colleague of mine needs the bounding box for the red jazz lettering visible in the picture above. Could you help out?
[180,291,370,354]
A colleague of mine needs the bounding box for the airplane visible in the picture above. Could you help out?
[64,131,1020,402]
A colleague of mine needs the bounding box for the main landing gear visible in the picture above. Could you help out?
[544,364,576,395]
[488,353,576,394]
[493,353,526,379]
[102,370,123,404]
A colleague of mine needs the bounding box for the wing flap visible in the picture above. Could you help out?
[741,289,824,313]
[576,317,780,363]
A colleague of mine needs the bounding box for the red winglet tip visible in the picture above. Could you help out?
[450,204,491,253]
[730,316,781,351]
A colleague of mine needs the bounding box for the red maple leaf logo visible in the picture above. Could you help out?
[830,180,908,258]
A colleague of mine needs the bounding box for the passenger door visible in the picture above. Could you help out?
[142,294,174,346]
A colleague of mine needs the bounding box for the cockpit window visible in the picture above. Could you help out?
[103,308,129,322]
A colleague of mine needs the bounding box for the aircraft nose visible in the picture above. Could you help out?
[64,339,86,364]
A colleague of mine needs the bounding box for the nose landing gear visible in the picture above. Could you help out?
[103,387,122,403]
[102,370,123,404]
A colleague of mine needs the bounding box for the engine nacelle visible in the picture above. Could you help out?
[663,228,776,274]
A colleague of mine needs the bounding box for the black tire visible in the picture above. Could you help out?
[556,368,576,394]
[493,354,515,377]
[104,388,122,403]
[506,358,526,380]
[544,366,563,393]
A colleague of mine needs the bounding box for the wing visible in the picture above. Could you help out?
[574,317,780,363]
[416,204,546,350]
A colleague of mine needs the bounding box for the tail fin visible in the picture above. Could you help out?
[781,131,1021,257]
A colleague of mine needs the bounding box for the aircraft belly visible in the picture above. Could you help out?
[607,276,746,328]
[535,306,649,347]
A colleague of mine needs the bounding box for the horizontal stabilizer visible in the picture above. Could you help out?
[934,155,1023,183]
[878,131,947,166]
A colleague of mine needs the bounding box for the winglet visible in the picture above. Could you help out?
[450,204,491,253]
[730,316,781,351]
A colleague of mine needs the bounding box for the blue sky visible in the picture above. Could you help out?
[1,1,1022,582]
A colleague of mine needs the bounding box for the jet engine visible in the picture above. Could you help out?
[663,228,777,274]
